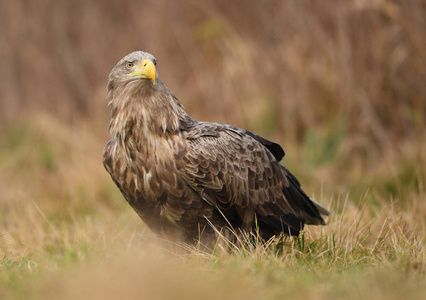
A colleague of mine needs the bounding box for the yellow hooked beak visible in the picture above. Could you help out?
[129,59,156,84]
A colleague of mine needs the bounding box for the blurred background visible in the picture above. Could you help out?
[0,0,425,254]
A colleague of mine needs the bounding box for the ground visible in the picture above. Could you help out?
[0,114,425,300]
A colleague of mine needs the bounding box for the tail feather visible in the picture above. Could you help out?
[309,198,330,223]
[282,170,329,226]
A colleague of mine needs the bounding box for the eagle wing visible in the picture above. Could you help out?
[180,122,326,234]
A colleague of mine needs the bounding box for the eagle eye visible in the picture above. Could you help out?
[126,61,134,69]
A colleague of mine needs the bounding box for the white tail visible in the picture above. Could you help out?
[310,198,331,219]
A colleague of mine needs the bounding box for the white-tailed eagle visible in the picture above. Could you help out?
[103,51,330,244]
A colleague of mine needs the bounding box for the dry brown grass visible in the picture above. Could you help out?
[0,114,425,299]
[2,173,425,299]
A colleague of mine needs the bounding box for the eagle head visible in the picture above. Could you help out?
[107,51,158,98]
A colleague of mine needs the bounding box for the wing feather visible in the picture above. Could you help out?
[180,122,326,233]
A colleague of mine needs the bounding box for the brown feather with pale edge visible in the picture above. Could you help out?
[103,51,330,244]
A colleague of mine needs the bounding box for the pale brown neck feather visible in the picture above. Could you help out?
[107,79,192,162]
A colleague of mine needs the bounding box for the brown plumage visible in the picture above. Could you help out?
[103,51,330,244]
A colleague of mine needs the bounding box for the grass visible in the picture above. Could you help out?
[1,116,425,299]
[1,196,425,300]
